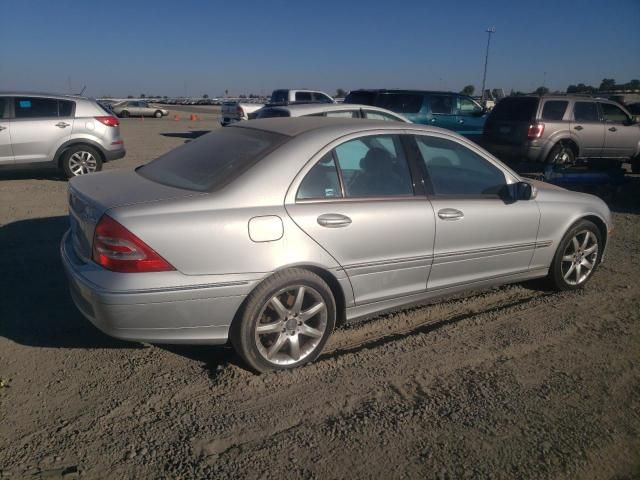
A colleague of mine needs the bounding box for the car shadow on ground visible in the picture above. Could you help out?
[0,215,139,349]
[160,131,211,140]
[0,167,66,182]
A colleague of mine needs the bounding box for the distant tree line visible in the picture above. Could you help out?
[567,78,640,94]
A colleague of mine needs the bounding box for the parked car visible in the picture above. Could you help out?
[112,101,168,118]
[62,117,612,372]
[0,92,125,177]
[220,89,335,125]
[254,103,409,122]
[483,95,640,172]
[344,89,486,141]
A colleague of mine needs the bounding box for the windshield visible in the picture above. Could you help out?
[138,127,288,192]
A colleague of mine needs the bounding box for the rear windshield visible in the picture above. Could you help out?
[255,108,291,119]
[489,97,538,122]
[377,93,424,114]
[270,90,288,104]
[344,91,377,106]
[138,127,288,192]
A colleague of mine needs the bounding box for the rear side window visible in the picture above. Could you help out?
[344,91,376,106]
[377,94,423,114]
[138,127,287,192]
[295,92,312,102]
[364,110,401,121]
[541,101,568,121]
[430,95,454,114]
[297,153,342,200]
[14,97,59,118]
[324,110,357,118]
[573,102,600,122]
[255,108,290,118]
[488,97,538,122]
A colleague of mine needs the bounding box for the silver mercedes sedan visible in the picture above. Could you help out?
[61,118,612,372]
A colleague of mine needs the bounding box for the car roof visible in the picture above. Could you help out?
[263,103,407,117]
[0,91,90,100]
[348,89,462,96]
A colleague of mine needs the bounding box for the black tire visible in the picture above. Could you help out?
[61,145,103,178]
[631,156,640,174]
[154,110,162,118]
[120,110,129,118]
[231,268,336,373]
[546,219,602,291]
[546,143,576,165]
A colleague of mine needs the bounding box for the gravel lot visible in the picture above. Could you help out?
[1,109,639,479]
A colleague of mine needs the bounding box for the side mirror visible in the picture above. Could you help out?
[507,181,537,201]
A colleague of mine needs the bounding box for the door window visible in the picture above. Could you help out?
[601,103,629,123]
[541,101,568,121]
[295,92,312,102]
[573,102,600,122]
[334,135,414,197]
[377,94,423,114]
[458,97,483,115]
[415,136,506,195]
[430,95,454,115]
[312,92,333,104]
[14,97,59,118]
[324,110,357,118]
[297,153,342,200]
[364,110,401,121]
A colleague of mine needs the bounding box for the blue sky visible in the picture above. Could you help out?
[1,0,638,97]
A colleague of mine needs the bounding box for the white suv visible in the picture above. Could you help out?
[0,92,126,177]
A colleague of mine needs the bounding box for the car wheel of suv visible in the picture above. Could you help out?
[120,110,129,118]
[154,110,163,118]
[62,145,103,178]
[546,219,602,291]
[546,143,575,165]
[231,268,336,373]
[632,156,640,174]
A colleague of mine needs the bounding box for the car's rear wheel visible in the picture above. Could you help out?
[231,268,336,373]
[546,219,602,291]
[546,143,576,165]
[154,110,162,118]
[120,110,129,118]
[61,145,103,178]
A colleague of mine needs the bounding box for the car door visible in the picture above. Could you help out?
[410,133,541,290]
[10,96,73,164]
[455,95,486,142]
[570,101,605,157]
[427,94,459,132]
[286,133,435,305]
[600,102,639,157]
[0,97,14,164]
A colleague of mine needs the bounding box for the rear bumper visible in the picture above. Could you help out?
[483,140,544,163]
[104,147,126,161]
[60,231,250,345]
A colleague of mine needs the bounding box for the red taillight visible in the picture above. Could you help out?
[527,123,545,139]
[237,105,244,116]
[95,116,120,127]
[92,215,174,273]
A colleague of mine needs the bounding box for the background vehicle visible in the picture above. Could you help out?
[254,103,410,122]
[220,89,334,125]
[62,117,611,373]
[112,101,168,118]
[482,95,640,169]
[0,92,125,177]
[344,89,486,141]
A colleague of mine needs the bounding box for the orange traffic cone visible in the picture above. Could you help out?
[190,114,199,121]
[173,114,181,121]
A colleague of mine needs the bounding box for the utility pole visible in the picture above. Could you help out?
[481,27,496,104]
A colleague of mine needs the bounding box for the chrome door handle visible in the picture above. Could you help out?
[574,125,583,131]
[56,122,70,128]
[458,119,464,124]
[438,208,464,220]
[317,213,352,228]
[608,127,617,132]
[430,118,437,123]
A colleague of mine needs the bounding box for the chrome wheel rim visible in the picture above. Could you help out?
[561,230,598,285]
[68,151,98,176]
[554,148,572,165]
[255,285,327,365]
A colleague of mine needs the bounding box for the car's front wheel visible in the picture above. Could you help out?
[120,110,129,118]
[547,219,602,291]
[61,145,103,178]
[154,110,163,118]
[231,268,336,373]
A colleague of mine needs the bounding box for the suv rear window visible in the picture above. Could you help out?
[541,101,568,121]
[377,94,423,114]
[138,127,287,192]
[488,97,538,122]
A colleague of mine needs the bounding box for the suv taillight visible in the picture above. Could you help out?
[95,116,120,127]
[527,123,545,139]
[92,215,174,273]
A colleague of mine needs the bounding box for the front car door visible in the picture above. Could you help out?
[286,133,435,304]
[10,96,73,164]
[570,101,605,157]
[599,102,639,158]
[409,133,541,290]
[0,97,14,164]
[427,94,459,132]
[455,95,486,142]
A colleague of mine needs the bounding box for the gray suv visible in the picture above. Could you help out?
[483,95,640,171]
[0,93,126,177]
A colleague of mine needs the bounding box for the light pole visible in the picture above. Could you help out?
[481,27,496,104]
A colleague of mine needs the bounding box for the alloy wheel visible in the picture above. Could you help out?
[560,229,599,285]
[68,151,98,176]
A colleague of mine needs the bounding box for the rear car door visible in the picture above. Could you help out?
[10,96,74,164]
[410,133,540,290]
[599,102,639,157]
[427,94,458,132]
[286,133,435,305]
[0,97,14,164]
[570,101,605,157]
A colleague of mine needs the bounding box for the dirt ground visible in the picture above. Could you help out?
[1,109,639,479]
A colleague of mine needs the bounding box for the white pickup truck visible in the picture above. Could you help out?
[220,89,334,126]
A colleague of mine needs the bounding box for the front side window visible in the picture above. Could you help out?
[334,135,414,197]
[415,136,505,195]
[541,101,568,121]
[458,97,482,115]
[430,95,454,115]
[313,92,333,104]
[601,103,629,123]
[297,153,342,200]
[14,97,59,118]
[573,102,600,122]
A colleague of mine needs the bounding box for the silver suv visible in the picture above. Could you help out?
[0,92,125,177]
[483,95,640,171]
